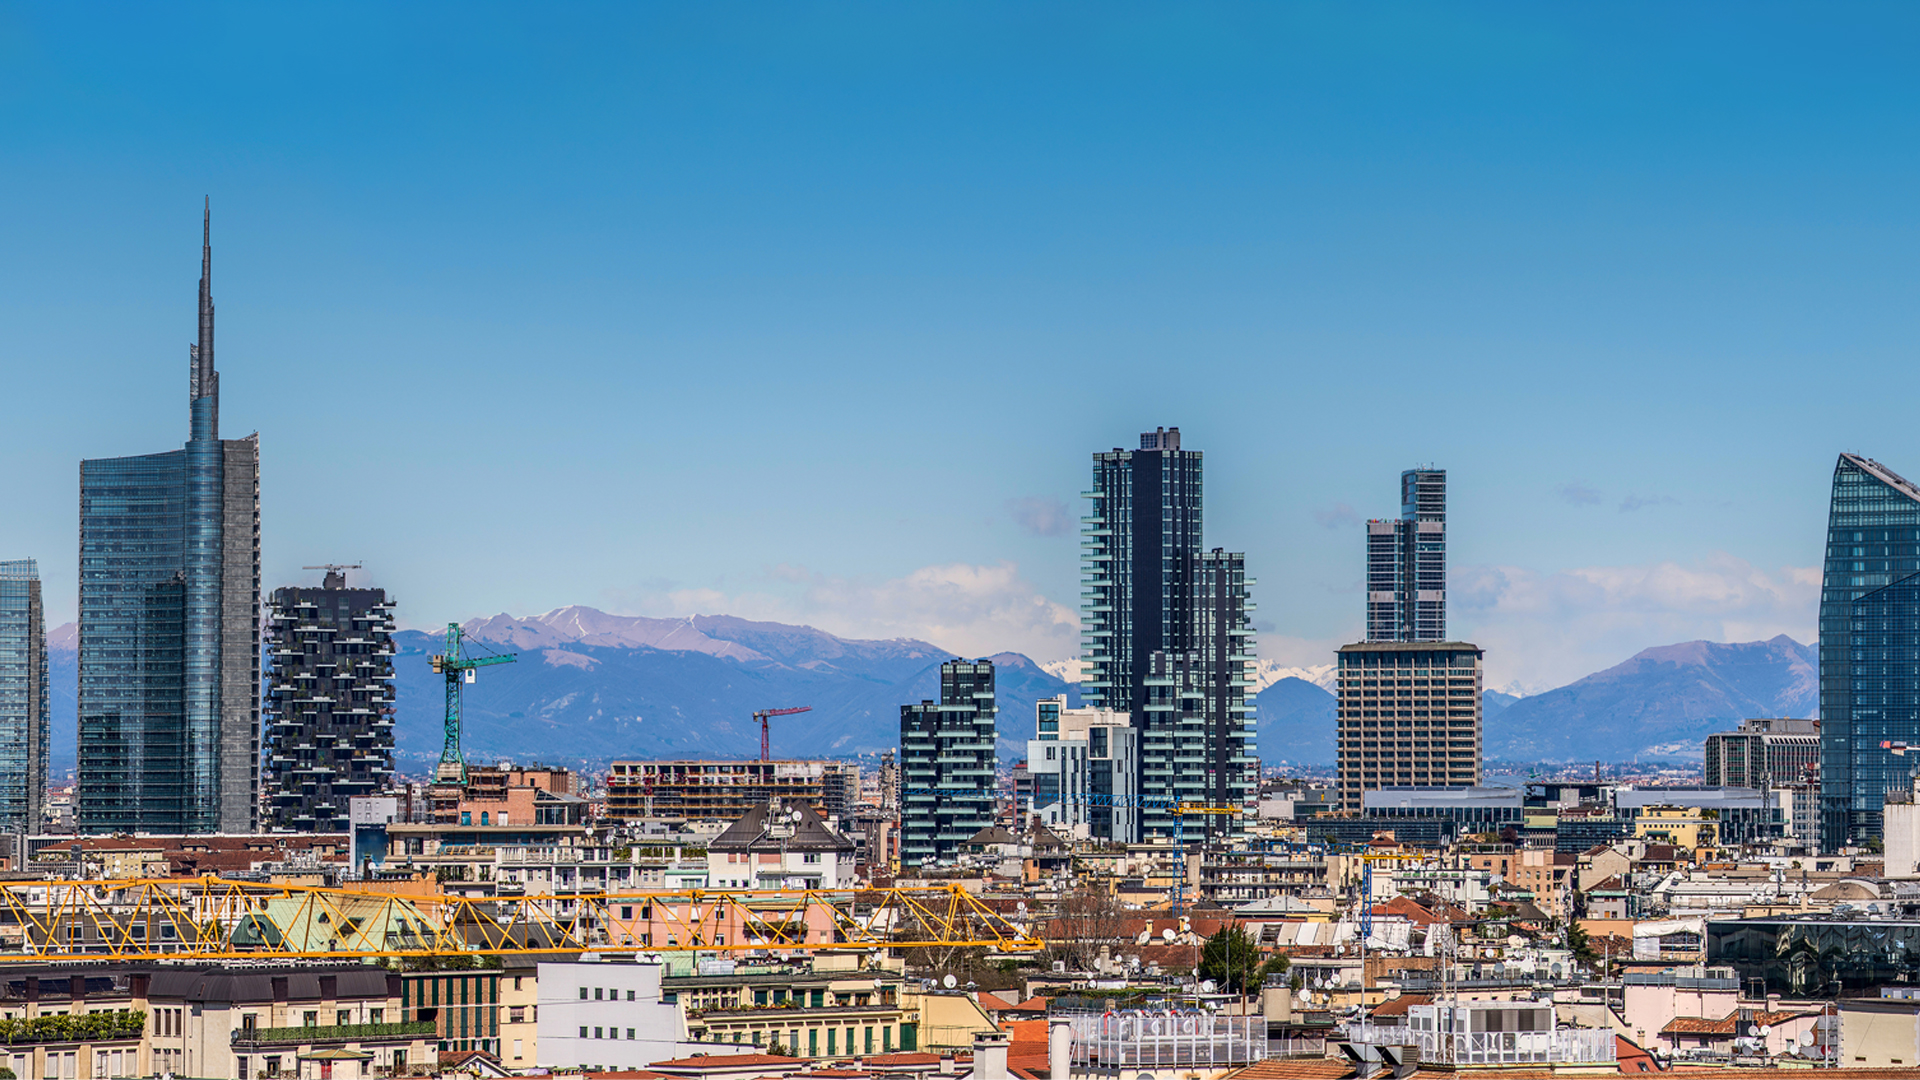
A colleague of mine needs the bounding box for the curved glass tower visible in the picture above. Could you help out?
[77,207,260,834]
[1819,453,1920,851]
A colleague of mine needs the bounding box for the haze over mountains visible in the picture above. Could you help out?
[40,608,1821,773]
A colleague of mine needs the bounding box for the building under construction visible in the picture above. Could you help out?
[605,760,859,823]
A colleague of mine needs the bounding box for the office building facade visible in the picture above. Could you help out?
[604,759,844,823]
[0,560,48,834]
[1027,695,1138,842]
[1366,468,1447,642]
[1704,718,1819,789]
[78,209,260,834]
[263,568,398,831]
[1080,427,1256,839]
[1818,453,1920,850]
[899,659,996,866]
[1335,641,1483,813]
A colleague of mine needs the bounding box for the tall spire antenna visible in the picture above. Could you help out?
[191,199,218,439]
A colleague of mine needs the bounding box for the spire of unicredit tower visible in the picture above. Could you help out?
[191,198,218,439]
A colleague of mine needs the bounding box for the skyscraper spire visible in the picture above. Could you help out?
[192,199,217,439]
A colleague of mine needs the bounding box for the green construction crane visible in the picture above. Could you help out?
[428,623,517,783]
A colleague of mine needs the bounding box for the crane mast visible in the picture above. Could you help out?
[428,622,517,783]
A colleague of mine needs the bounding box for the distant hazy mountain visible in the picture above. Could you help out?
[392,610,1073,769]
[1254,677,1339,766]
[1488,635,1817,762]
[36,613,1821,775]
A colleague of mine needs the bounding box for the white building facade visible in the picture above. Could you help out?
[536,960,749,1070]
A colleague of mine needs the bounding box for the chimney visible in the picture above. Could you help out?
[939,1051,957,1075]
[1048,1018,1072,1080]
[972,1031,1010,1080]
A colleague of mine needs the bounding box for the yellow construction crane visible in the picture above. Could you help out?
[0,878,1042,963]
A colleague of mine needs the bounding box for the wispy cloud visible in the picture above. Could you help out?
[1313,502,1361,530]
[1555,482,1601,506]
[1452,553,1819,690]
[1618,494,1678,513]
[1006,496,1073,538]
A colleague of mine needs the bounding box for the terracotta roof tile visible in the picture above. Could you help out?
[1222,1059,1357,1080]
[648,1054,806,1070]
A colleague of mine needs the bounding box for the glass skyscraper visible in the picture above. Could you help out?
[0,560,48,834]
[1366,467,1447,642]
[1081,427,1256,840]
[77,208,260,834]
[1819,453,1920,851]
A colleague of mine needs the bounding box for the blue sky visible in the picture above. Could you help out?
[2,3,1916,689]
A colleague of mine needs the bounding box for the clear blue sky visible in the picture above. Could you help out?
[2,3,1916,690]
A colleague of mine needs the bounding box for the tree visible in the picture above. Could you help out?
[1047,886,1127,972]
[1199,925,1277,995]
[1566,919,1600,972]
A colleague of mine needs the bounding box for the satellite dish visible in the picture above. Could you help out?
[1759,1025,1773,1038]
[1162,928,1176,943]
[943,974,957,989]
[1136,931,1151,946]
[1200,980,1217,994]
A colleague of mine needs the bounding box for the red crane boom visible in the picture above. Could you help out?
[754,706,812,761]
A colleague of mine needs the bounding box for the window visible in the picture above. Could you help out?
[595,1027,604,1039]
[460,812,472,826]
[579,987,589,1000]
[595,988,604,1000]
[579,1027,588,1039]
[803,853,820,864]
[627,990,636,1001]
[369,1009,383,1025]
[509,1008,525,1024]
[829,1030,837,1056]
[514,977,523,991]
[337,1010,352,1027]
[627,1029,635,1040]
[480,811,490,825]
[302,1011,318,1028]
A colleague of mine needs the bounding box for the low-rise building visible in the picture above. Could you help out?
[670,953,911,1056]
[536,959,749,1070]
[705,800,856,890]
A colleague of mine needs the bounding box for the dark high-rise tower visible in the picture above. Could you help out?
[899,659,997,866]
[77,206,261,833]
[0,560,48,834]
[1081,427,1255,840]
[1819,453,1920,851]
[264,568,398,831]
[1366,467,1447,642]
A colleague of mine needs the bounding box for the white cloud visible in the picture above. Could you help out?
[1006,497,1073,538]
[1452,553,1819,691]
[626,561,1080,660]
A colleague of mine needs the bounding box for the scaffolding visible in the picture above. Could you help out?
[0,878,1041,962]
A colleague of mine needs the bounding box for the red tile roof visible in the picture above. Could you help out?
[1222,1060,1358,1080]
[648,1054,805,1070]
[1367,994,1431,1018]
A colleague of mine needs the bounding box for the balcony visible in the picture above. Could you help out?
[232,1021,437,1049]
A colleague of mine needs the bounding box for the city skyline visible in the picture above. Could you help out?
[6,6,1920,692]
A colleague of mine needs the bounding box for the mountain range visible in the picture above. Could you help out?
[37,608,1819,773]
